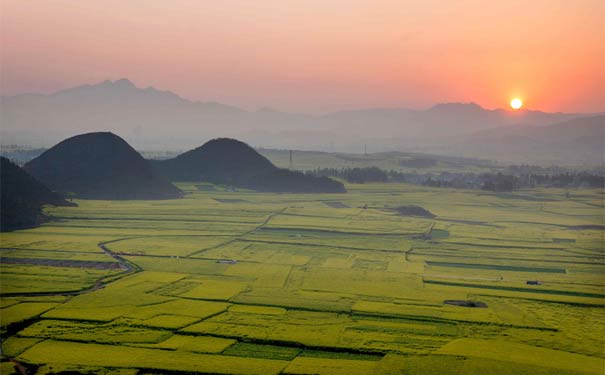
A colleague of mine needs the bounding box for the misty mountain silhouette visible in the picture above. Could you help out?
[152,138,346,193]
[24,132,183,200]
[1,79,601,163]
[1,157,74,231]
[462,115,605,164]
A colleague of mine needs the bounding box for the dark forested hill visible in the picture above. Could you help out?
[1,157,74,231]
[152,138,345,193]
[24,132,183,200]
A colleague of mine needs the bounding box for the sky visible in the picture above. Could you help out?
[1,0,604,113]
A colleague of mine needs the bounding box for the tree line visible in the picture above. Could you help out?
[305,167,604,191]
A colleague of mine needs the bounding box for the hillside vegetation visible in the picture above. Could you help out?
[0,157,74,231]
[24,132,182,200]
[152,138,345,193]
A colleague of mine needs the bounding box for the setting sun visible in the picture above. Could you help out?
[510,98,523,110]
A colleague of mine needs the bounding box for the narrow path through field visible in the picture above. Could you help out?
[0,240,140,298]
[187,207,287,257]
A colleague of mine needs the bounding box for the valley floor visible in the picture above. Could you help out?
[1,183,604,374]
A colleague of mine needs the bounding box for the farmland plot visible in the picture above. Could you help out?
[1,184,603,374]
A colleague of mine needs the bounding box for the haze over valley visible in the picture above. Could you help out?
[2,79,603,164]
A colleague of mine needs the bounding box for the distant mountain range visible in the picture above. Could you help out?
[1,157,74,231]
[461,115,605,164]
[2,79,603,164]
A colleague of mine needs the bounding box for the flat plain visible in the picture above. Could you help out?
[1,182,603,374]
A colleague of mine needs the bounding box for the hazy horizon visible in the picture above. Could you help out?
[2,0,604,114]
[3,77,605,116]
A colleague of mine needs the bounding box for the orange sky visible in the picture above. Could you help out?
[1,0,603,113]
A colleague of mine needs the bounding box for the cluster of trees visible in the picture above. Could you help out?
[515,172,605,188]
[250,169,346,193]
[306,167,407,184]
[479,173,515,192]
[306,166,604,191]
[426,171,604,191]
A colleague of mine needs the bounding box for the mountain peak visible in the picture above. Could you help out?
[113,78,136,88]
[429,102,484,112]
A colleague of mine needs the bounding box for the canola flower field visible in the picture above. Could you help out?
[1,182,603,374]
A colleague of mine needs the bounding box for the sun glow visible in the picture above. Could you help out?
[510,98,523,110]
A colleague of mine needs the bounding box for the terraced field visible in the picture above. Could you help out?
[1,183,603,374]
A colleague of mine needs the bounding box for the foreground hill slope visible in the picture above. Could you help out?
[25,132,182,200]
[1,157,74,231]
[153,138,345,193]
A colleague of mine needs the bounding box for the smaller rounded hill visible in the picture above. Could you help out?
[24,132,182,200]
[152,138,345,193]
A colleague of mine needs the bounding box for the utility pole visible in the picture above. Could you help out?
[289,150,293,170]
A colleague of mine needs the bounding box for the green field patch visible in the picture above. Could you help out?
[233,287,354,312]
[18,320,170,344]
[223,342,301,360]
[124,299,229,320]
[0,303,58,327]
[141,314,201,329]
[1,337,44,357]
[567,225,605,231]
[107,236,231,257]
[323,201,350,209]
[283,356,379,375]
[374,353,593,375]
[322,256,355,269]
[426,261,566,274]
[265,212,431,235]
[242,232,412,253]
[0,362,17,375]
[435,338,605,374]
[345,319,441,336]
[0,264,123,295]
[182,309,349,348]
[177,278,248,301]
[214,198,248,203]
[129,334,235,353]
[1,256,121,270]
[35,364,138,375]
[553,238,576,243]
[300,350,383,361]
[223,263,292,288]
[0,248,114,262]
[300,268,423,299]
[352,300,501,324]
[353,259,388,271]
[124,256,229,275]
[228,305,286,315]
[429,229,450,239]
[0,231,121,252]
[0,298,21,309]
[423,279,605,299]
[18,340,289,375]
